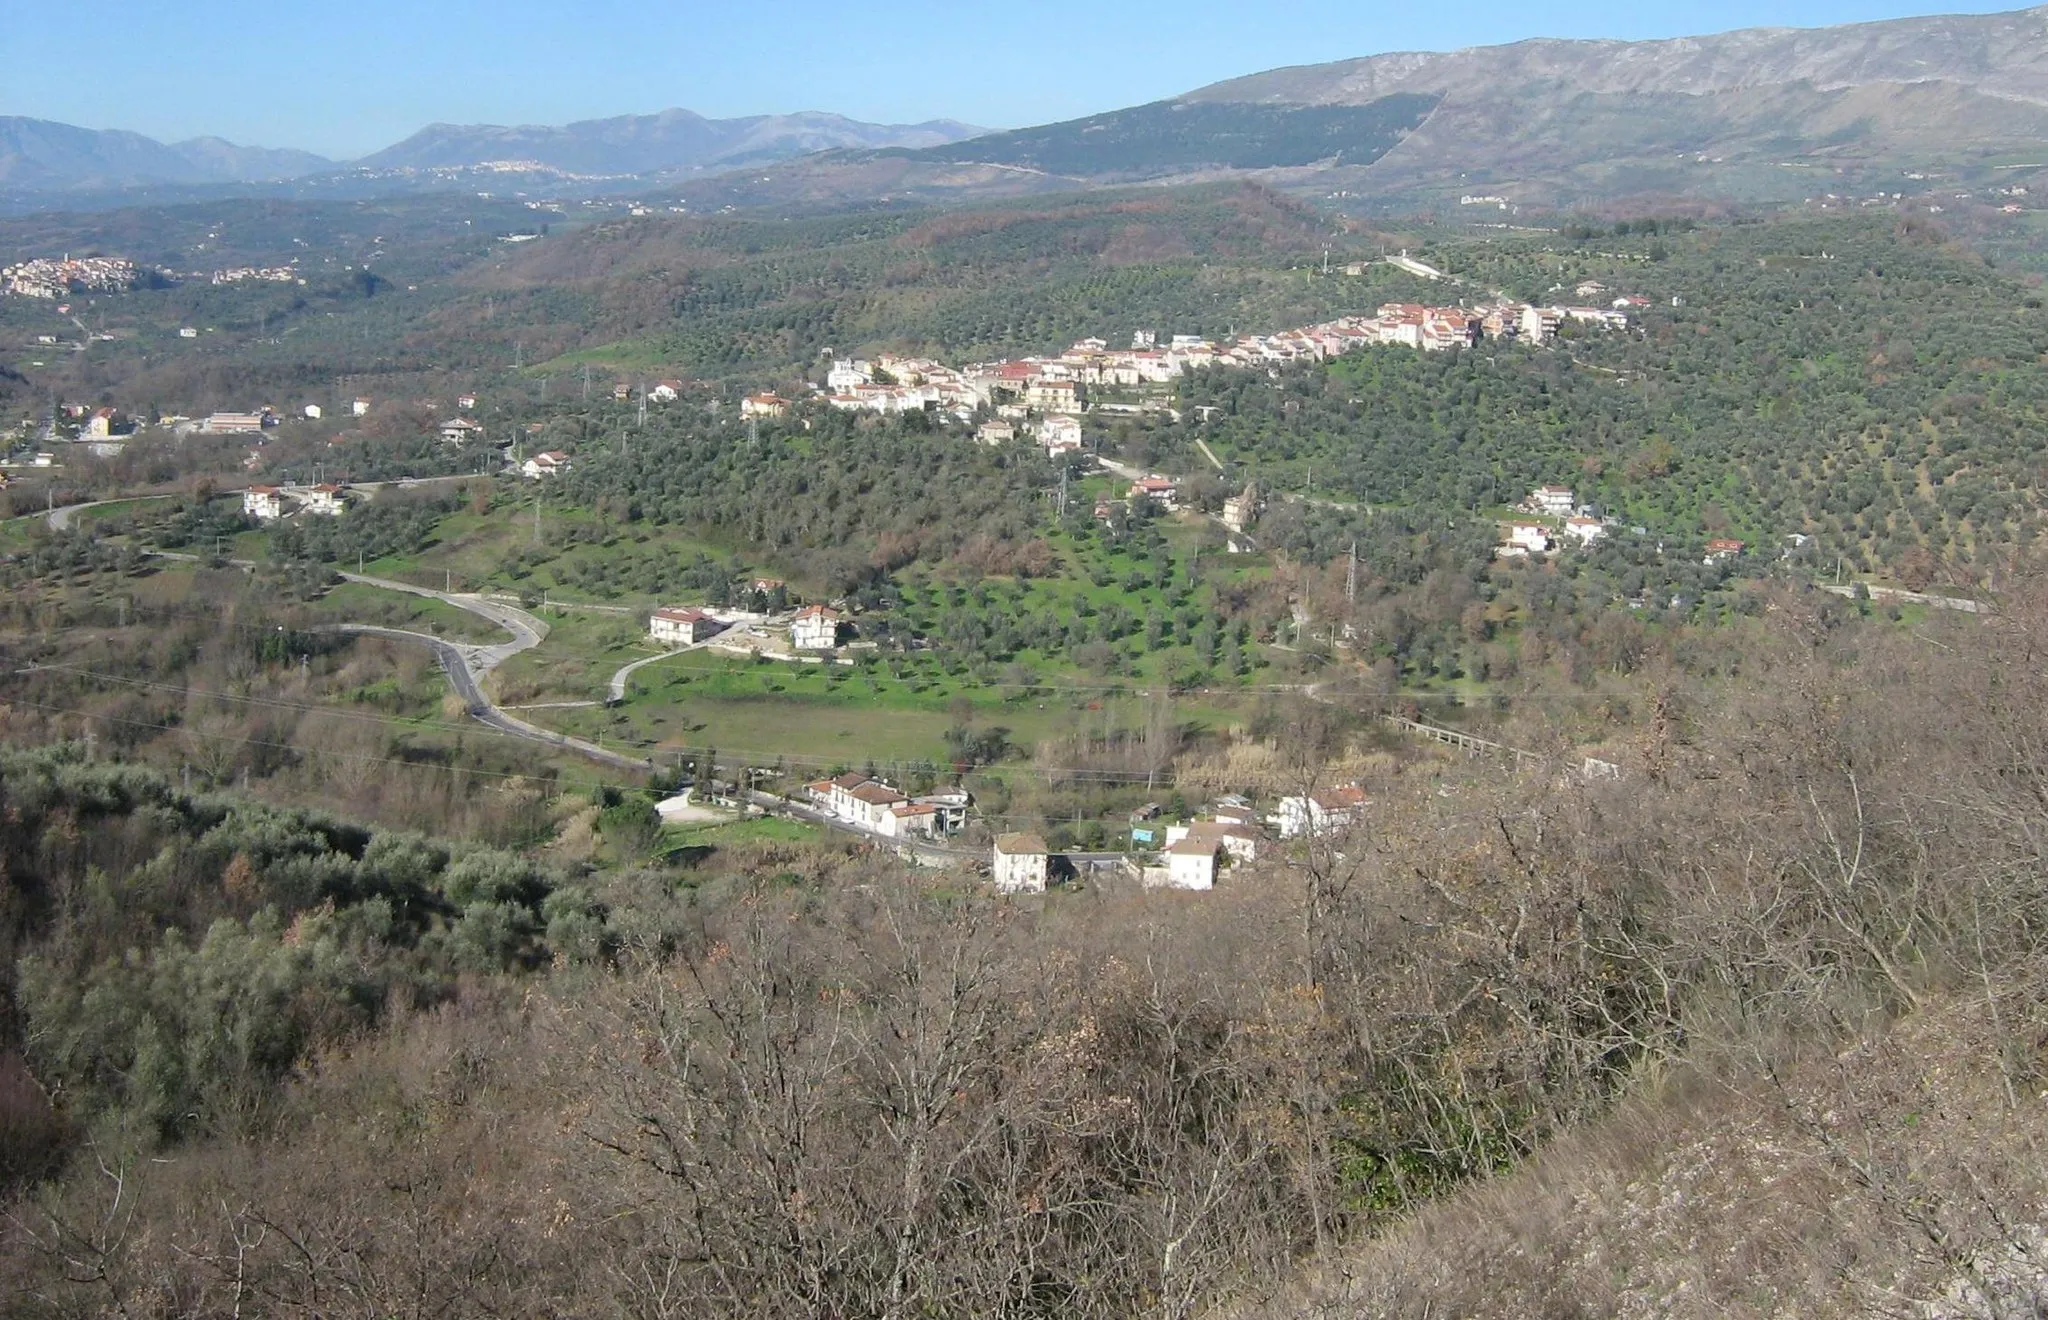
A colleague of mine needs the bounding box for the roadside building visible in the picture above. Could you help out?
[439,416,484,444]
[1164,819,1263,863]
[649,606,724,647]
[791,604,841,650]
[1157,837,1220,890]
[993,833,1050,894]
[302,484,347,516]
[202,412,266,435]
[243,486,285,521]
[882,802,941,838]
[1221,485,1261,533]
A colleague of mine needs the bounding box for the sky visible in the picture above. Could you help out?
[0,0,2030,159]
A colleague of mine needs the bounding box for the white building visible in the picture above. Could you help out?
[649,606,723,647]
[351,397,371,416]
[826,360,872,391]
[1564,516,1607,545]
[1498,522,1553,558]
[976,419,1016,446]
[1163,820,1262,863]
[741,393,789,419]
[1157,837,1220,890]
[1038,415,1083,454]
[1529,485,1576,516]
[243,486,284,521]
[302,484,347,516]
[791,604,841,650]
[1274,785,1366,839]
[439,417,483,444]
[522,451,569,479]
[993,833,1050,894]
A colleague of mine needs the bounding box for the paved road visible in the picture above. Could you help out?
[328,623,650,772]
[321,573,659,770]
[608,647,696,703]
[45,494,173,531]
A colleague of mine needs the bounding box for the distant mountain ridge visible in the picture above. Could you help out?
[0,118,333,192]
[355,108,987,176]
[1182,6,2048,106]
[0,108,988,200]
[659,4,2048,214]
[1166,5,2048,204]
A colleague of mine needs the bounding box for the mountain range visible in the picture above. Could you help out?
[0,118,333,193]
[0,109,987,199]
[681,4,2048,213]
[11,6,2048,212]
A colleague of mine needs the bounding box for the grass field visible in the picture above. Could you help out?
[512,642,1244,769]
[299,582,510,642]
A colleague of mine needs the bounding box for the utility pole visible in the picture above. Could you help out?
[1346,540,1357,607]
[581,363,591,402]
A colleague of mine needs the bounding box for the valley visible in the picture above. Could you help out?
[8,8,2048,1318]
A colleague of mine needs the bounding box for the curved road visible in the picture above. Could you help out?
[326,624,650,772]
[320,572,653,772]
[607,646,701,703]
[46,494,173,531]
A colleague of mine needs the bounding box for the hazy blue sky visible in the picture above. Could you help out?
[0,0,2025,158]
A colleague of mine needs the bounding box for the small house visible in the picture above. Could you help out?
[439,417,483,445]
[302,484,347,516]
[1038,414,1083,454]
[741,392,789,419]
[522,451,570,479]
[1275,785,1366,839]
[649,606,724,647]
[1128,476,1179,510]
[1157,837,1220,890]
[243,486,284,521]
[993,833,1050,894]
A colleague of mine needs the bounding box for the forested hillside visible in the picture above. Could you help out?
[1165,215,2048,581]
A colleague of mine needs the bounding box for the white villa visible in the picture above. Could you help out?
[791,604,841,650]
[649,607,724,647]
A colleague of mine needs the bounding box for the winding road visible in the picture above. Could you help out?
[320,572,653,772]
